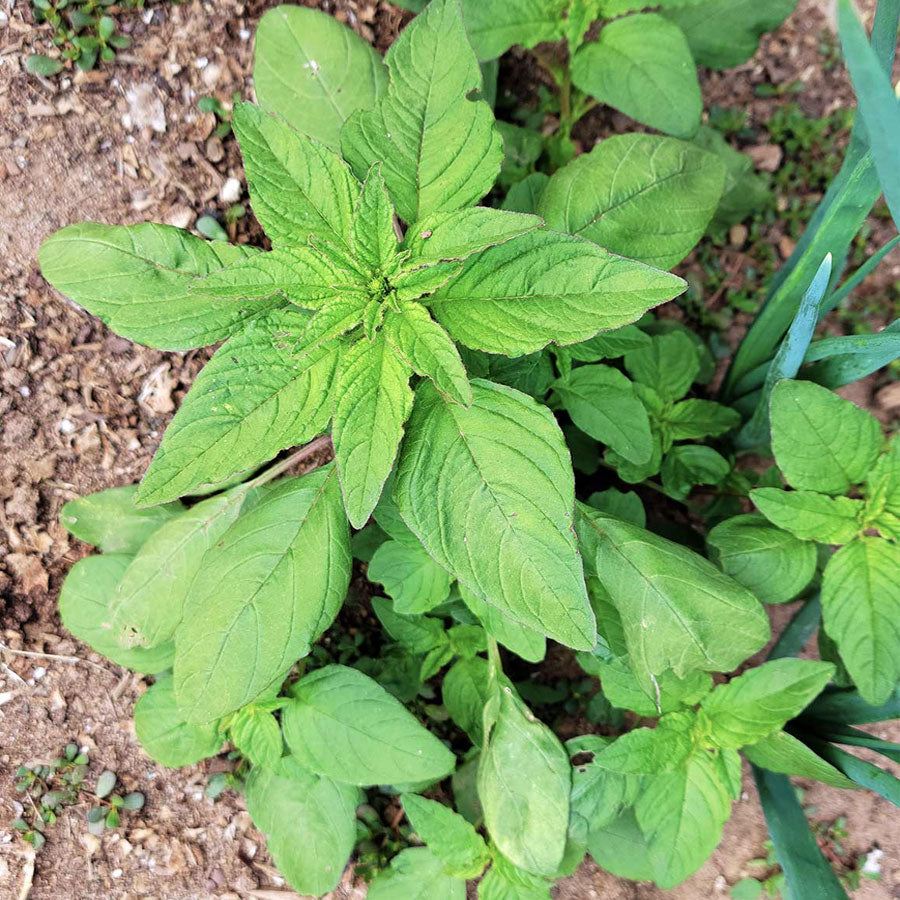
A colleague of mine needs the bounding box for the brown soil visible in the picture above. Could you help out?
[0,1,897,898]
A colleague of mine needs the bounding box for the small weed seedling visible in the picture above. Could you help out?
[12,744,144,849]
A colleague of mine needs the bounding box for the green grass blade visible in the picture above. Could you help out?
[803,321,900,388]
[823,234,900,312]
[752,768,850,900]
[767,595,822,661]
[802,685,900,725]
[808,725,900,764]
[806,739,900,806]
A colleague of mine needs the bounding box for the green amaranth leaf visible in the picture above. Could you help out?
[571,15,702,139]
[502,172,550,214]
[253,4,388,150]
[429,230,685,356]
[660,445,730,501]
[394,380,596,650]
[173,468,350,723]
[111,487,252,651]
[750,488,864,544]
[230,706,283,769]
[233,102,358,248]
[350,163,398,272]
[368,539,452,614]
[136,310,337,506]
[568,734,642,834]
[58,554,173,673]
[478,681,570,877]
[664,399,740,440]
[587,488,646,528]
[401,793,490,878]
[282,664,456,785]
[707,514,818,604]
[372,596,447,655]
[478,853,552,899]
[442,655,491,744]
[401,207,543,265]
[245,765,358,896]
[367,847,465,900]
[459,0,565,61]
[38,223,270,350]
[634,750,734,888]
[188,244,364,307]
[700,658,835,749]
[576,504,770,690]
[341,0,503,224]
[563,325,651,362]
[742,731,857,789]
[593,657,712,717]
[383,303,472,406]
[624,330,699,402]
[133,677,222,767]
[822,538,900,706]
[332,333,414,527]
[539,134,724,268]
[458,585,547,663]
[662,0,798,69]
[591,713,695,775]
[770,380,883,495]
[60,485,182,553]
[553,364,653,465]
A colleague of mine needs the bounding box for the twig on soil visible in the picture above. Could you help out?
[0,641,116,676]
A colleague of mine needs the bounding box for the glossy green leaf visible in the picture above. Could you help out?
[553,364,653,465]
[136,310,337,505]
[458,586,547,663]
[572,15,701,138]
[750,488,864,544]
[38,223,269,350]
[350,163,398,272]
[233,102,358,248]
[60,485,182,553]
[587,488,646,528]
[401,793,490,877]
[395,380,595,650]
[701,658,835,749]
[341,0,502,224]
[372,596,447,655]
[368,539,452,614]
[624,331,699,402]
[822,538,900,706]
[59,554,174,673]
[133,677,222,767]
[173,468,350,722]
[245,765,358,896]
[769,380,883,494]
[253,4,388,149]
[664,399,740,440]
[430,230,685,356]
[660,444,730,501]
[577,505,770,689]
[478,681,570,876]
[333,334,414,527]
[707,514,818,604]
[230,707,283,769]
[442,656,491,744]
[283,664,456,785]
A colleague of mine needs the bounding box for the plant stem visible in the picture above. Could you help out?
[245,435,333,490]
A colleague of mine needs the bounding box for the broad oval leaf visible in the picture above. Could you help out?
[245,765,358,896]
[750,488,864,544]
[133,676,222,767]
[458,585,547,663]
[254,4,388,150]
[60,485,182,553]
[367,847,465,900]
[59,554,173,673]
[395,379,596,650]
[478,681,571,876]
[136,309,337,506]
[282,664,456,785]
[707,513,818,604]
[332,334,414,528]
[429,230,685,356]
[442,656,492,745]
[173,467,351,723]
[340,0,503,224]
[368,539,452,614]
[572,15,702,139]
[459,0,565,61]
[112,487,252,650]
[539,134,725,270]
[576,504,770,688]
[233,103,358,248]
[742,731,857,789]
[770,380,883,494]
[822,538,900,706]
[701,658,835,749]
[38,223,271,350]
[553,364,653,465]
